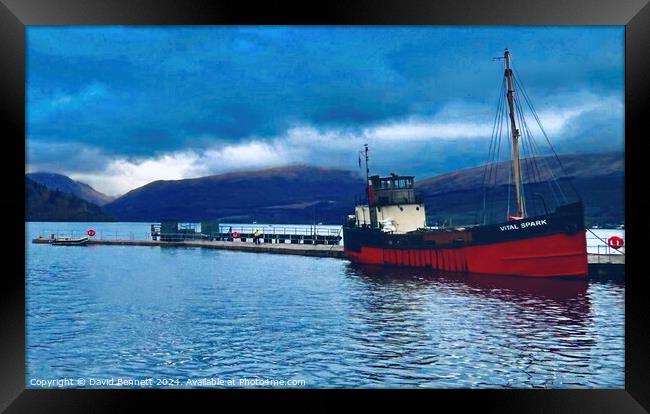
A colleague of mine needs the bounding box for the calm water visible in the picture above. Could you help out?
[26,222,624,388]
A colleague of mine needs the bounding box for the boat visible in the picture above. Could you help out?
[342,49,588,278]
[51,236,90,246]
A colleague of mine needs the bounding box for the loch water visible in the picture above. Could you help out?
[26,222,624,388]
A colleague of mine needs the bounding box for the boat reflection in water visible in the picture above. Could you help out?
[346,262,590,303]
[340,263,608,388]
[345,263,592,332]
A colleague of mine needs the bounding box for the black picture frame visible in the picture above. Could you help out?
[2,0,648,411]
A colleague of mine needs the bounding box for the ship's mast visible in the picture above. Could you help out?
[364,144,370,204]
[504,49,526,218]
[364,143,378,228]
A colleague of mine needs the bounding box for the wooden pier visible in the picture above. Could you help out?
[587,253,625,279]
[31,237,346,258]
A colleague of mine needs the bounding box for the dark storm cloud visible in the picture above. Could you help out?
[26,26,624,194]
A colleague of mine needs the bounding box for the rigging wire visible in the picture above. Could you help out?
[491,81,507,224]
[520,107,564,207]
[513,85,564,207]
[513,87,553,215]
[483,77,502,223]
[481,77,507,224]
[480,56,580,224]
[513,72,578,199]
[505,97,514,220]
[512,91,529,214]
[522,122,556,213]
[514,74,568,204]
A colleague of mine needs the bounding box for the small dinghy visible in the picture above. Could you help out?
[51,236,90,246]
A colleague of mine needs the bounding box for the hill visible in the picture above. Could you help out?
[416,152,624,227]
[416,152,623,194]
[103,165,366,223]
[27,172,114,206]
[26,178,115,222]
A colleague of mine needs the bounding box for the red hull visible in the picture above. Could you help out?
[344,232,588,278]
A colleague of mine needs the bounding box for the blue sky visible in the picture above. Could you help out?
[26,26,624,196]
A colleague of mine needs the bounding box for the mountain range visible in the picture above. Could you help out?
[27,152,624,226]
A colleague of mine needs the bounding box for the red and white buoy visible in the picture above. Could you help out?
[607,235,624,250]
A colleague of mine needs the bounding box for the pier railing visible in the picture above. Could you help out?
[586,232,624,256]
[587,244,625,256]
[36,225,344,246]
[216,225,341,237]
[38,230,140,241]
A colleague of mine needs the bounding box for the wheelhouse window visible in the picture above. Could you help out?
[373,175,414,191]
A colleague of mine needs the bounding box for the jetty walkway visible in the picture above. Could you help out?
[32,237,345,258]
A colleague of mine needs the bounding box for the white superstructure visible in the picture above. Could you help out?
[354,173,426,234]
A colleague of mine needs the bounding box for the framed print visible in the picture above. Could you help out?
[2,0,649,412]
